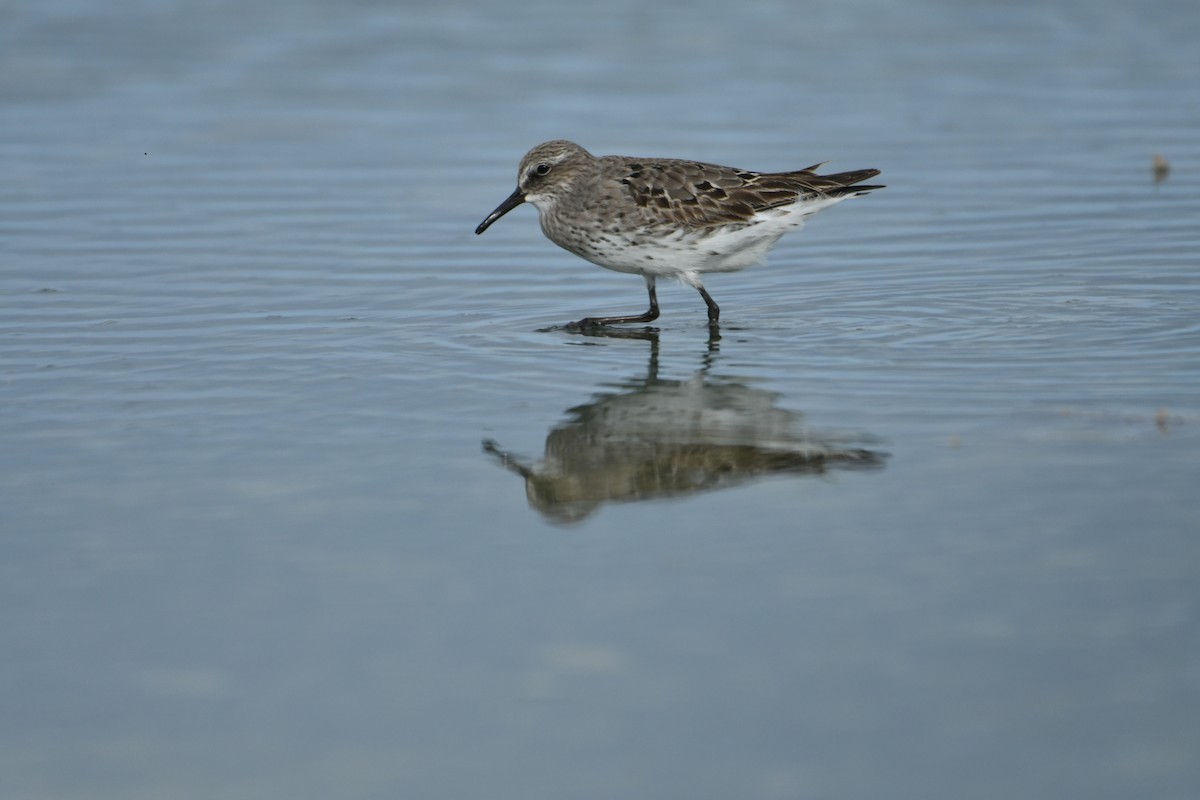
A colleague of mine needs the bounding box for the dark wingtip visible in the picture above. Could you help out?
[829,168,882,185]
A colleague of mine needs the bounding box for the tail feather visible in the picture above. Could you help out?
[831,181,885,197]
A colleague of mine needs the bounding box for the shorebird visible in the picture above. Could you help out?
[475,140,883,328]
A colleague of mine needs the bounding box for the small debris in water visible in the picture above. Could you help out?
[1153,153,1170,184]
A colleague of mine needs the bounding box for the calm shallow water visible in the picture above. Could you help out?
[3,1,1199,798]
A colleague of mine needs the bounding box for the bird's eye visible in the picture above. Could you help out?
[534,163,551,176]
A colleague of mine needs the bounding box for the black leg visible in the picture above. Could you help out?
[697,285,720,323]
[570,279,660,328]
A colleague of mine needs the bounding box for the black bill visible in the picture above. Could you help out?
[475,187,526,235]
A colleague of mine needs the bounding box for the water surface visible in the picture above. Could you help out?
[2,1,1198,798]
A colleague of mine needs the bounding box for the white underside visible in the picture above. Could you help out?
[539,193,854,286]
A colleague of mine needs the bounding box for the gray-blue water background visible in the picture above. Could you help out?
[3,1,1198,798]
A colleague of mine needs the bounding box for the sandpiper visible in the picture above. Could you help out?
[475,140,883,328]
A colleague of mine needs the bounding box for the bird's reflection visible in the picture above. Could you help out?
[484,328,886,523]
